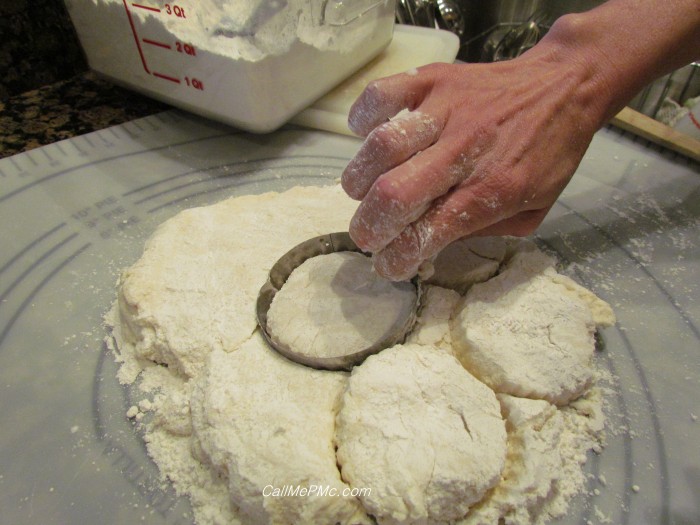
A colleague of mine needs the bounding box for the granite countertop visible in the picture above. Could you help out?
[0,0,172,160]
[0,70,170,159]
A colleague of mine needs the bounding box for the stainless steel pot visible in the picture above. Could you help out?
[455,0,605,62]
[395,1,699,121]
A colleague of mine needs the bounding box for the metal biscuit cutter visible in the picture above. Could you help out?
[256,232,421,371]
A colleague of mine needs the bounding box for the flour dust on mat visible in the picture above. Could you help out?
[106,183,616,525]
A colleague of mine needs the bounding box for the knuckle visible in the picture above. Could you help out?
[372,175,408,210]
[349,82,388,134]
[364,124,398,153]
[478,167,529,210]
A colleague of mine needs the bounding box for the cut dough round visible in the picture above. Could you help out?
[190,333,369,525]
[425,237,507,294]
[267,251,416,359]
[335,344,507,524]
[463,394,565,525]
[451,247,603,405]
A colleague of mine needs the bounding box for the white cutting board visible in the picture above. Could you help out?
[290,25,460,135]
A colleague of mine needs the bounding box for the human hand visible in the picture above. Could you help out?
[341,47,609,281]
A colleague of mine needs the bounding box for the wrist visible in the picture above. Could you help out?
[520,15,617,132]
[537,10,635,126]
[538,0,700,123]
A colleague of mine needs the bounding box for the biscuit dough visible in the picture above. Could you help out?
[110,183,614,525]
[405,285,461,353]
[267,251,416,358]
[451,246,615,405]
[115,185,358,379]
[335,344,507,524]
[190,333,369,525]
[462,394,565,524]
[425,236,507,294]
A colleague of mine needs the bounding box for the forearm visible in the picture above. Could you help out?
[538,0,700,123]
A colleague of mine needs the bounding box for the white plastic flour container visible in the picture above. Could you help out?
[64,0,397,132]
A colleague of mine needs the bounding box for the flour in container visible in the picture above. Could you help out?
[100,0,379,62]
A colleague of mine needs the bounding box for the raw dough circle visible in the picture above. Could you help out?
[451,249,598,406]
[266,251,417,359]
[335,343,507,524]
[425,236,507,294]
[189,334,368,525]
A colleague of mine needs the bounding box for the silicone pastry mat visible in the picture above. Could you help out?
[0,110,698,524]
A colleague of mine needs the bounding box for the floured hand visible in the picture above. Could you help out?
[341,0,700,280]
[341,51,604,280]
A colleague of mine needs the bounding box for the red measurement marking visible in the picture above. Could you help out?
[153,72,181,83]
[689,110,700,131]
[122,0,150,74]
[131,3,161,12]
[143,38,171,49]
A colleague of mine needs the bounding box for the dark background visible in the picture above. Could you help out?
[0,0,87,99]
[0,0,168,157]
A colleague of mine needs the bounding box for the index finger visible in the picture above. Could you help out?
[341,110,442,200]
[348,138,474,253]
[348,67,436,136]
